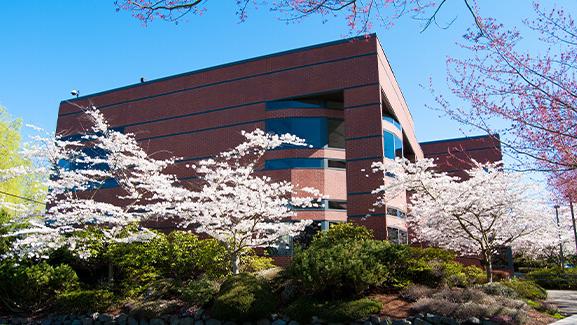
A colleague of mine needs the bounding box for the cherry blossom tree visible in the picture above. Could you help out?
[373,158,560,282]
[3,108,181,260]
[115,0,478,33]
[434,2,577,202]
[178,129,321,274]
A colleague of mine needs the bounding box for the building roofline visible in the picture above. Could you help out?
[63,33,377,103]
[419,134,500,145]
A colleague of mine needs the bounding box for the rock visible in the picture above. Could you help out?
[205,320,221,325]
[391,321,411,325]
[71,320,82,325]
[412,318,431,325]
[271,320,286,325]
[463,318,480,325]
[194,309,205,321]
[41,319,53,325]
[287,321,299,325]
[311,316,321,324]
[363,321,372,325]
[194,321,204,325]
[139,319,149,325]
[127,318,138,325]
[369,315,381,325]
[150,319,165,325]
[379,319,392,325]
[82,317,93,325]
[256,320,270,325]
[98,315,113,323]
[170,316,180,325]
[180,318,194,325]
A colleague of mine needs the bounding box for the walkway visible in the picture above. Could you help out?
[546,290,577,316]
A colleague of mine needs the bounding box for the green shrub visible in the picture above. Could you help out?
[55,289,114,313]
[108,231,230,297]
[0,261,79,313]
[527,267,577,290]
[211,274,276,321]
[180,277,220,306]
[284,297,382,323]
[501,279,547,300]
[241,253,275,273]
[412,287,529,324]
[289,237,404,296]
[406,248,486,287]
[478,282,518,299]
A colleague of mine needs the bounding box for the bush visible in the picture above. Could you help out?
[478,282,518,299]
[284,297,382,323]
[0,261,79,313]
[400,284,435,302]
[501,279,547,300]
[211,274,276,321]
[411,287,529,324]
[108,231,230,297]
[180,277,220,306]
[54,289,114,313]
[527,267,577,290]
[289,237,404,296]
[241,253,275,273]
[406,248,486,287]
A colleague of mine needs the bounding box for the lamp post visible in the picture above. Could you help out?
[570,200,577,255]
[554,205,565,268]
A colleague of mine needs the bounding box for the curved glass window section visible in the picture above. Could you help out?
[383,131,403,159]
[383,115,402,131]
[266,118,345,149]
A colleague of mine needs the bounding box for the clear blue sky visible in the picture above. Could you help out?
[1,1,575,143]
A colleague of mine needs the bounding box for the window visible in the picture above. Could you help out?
[327,159,346,169]
[265,158,324,170]
[292,199,347,211]
[266,118,344,149]
[383,131,403,159]
[387,227,408,245]
[328,119,345,149]
[327,200,347,210]
[387,207,406,219]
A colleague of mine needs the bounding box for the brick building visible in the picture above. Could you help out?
[56,35,501,248]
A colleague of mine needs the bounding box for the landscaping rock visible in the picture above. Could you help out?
[463,318,480,325]
[71,320,82,325]
[194,321,204,325]
[150,319,165,325]
[139,319,149,325]
[271,320,286,325]
[205,319,221,325]
[369,315,380,325]
[170,316,180,325]
[97,315,113,323]
[41,319,53,325]
[256,319,270,325]
[82,317,94,325]
[391,321,411,325]
[412,318,431,325]
[379,319,392,325]
[116,314,129,325]
[287,321,299,325]
[194,310,205,321]
[181,318,194,325]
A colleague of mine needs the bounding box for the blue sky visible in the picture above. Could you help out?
[0,1,574,144]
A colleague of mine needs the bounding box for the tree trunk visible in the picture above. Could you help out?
[231,253,240,275]
[485,257,493,283]
[108,261,114,284]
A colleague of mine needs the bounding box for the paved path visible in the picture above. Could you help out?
[546,290,577,316]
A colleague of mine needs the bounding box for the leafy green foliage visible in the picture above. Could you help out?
[527,267,577,290]
[501,279,547,300]
[0,261,79,313]
[107,231,229,297]
[284,297,382,323]
[180,276,220,306]
[289,224,485,298]
[211,274,276,321]
[240,253,275,273]
[54,289,114,313]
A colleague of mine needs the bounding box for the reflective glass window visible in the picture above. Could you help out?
[267,118,327,148]
[383,131,403,159]
[265,158,324,170]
